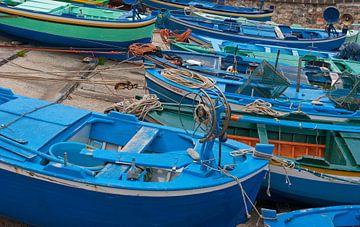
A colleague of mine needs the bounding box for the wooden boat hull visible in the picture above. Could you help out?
[263,165,360,205]
[0,7,155,48]
[144,105,360,205]
[145,69,360,123]
[263,205,360,226]
[142,0,273,21]
[0,87,272,226]
[164,15,346,51]
[0,158,267,226]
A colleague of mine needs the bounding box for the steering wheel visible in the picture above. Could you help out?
[178,87,231,143]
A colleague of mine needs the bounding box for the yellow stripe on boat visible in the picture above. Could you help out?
[0,6,156,28]
[271,161,360,177]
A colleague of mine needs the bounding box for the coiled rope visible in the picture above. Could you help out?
[104,94,163,120]
[241,99,286,117]
[161,68,215,89]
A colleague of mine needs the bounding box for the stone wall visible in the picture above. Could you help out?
[227,0,360,28]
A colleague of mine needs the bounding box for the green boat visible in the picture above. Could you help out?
[142,102,360,205]
[171,41,360,76]
[0,0,156,48]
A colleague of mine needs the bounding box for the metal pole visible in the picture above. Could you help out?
[275,49,280,70]
[296,57,302,92]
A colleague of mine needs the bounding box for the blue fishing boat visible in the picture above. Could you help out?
[144,49,360,100]
[142,0,274,21]
[168,42,360,87]
[0,0,156,48]
[158,12,346,51]
[144,49,324,84]
[187,33,337,59]
[262,205,360,226]
[0,87,273,226]
[145,67,360,123]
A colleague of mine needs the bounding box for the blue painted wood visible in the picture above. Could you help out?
[89,149,193,169]
[0,87,272,226]
[144,0,273,21]
[262,170,360,205]
[161,13,346,51]
[96,126,159,179]
[262,205,360,227]
[145,68,360,122]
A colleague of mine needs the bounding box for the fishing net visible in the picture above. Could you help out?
[327,74,360,111]
[336,42,360,61]
[236,60,290,99]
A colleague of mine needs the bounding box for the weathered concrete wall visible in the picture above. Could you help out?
[227,0,360,28]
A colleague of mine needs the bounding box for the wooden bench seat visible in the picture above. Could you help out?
[95,126,159,179]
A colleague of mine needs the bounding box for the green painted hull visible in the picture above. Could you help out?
[145,103,360,173]
[0,12,154,43]
[0,0,156,48]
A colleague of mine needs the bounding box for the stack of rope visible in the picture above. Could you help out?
[104,94,163,120]
[241,99,286,117]
[161,68,215,89]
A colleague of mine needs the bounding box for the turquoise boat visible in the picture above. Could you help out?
[262,205,360,226]
[0,0,156,48]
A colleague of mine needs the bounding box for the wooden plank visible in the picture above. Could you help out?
[96,127,159,179]
[121,127,159,153]
[91,150,192,169]
[339,132,360,166]
[256,124,268,144]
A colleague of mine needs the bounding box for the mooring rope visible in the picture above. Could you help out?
[230,148,360,185]
[104,94,163,120]
[198,148,360,222]
[161,68,215,89]
[241,99,287,117]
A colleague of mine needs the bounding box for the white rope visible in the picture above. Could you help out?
[241,99,286,117]
[161,68,215,89]
[105,94,163,120]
